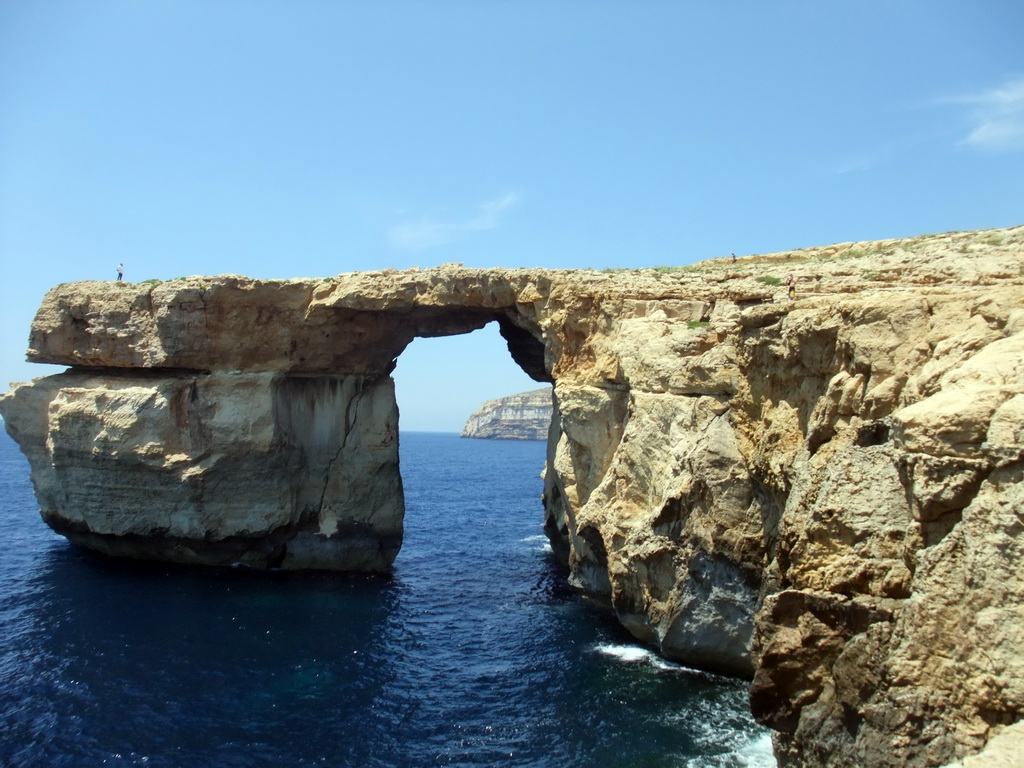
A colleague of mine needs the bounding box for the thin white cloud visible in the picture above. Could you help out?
[388,192,519,252]
[828,78,1024,174]
[832,151,881,175]
[944,75,1024,152]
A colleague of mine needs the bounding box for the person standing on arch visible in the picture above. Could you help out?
[116,263,124,281]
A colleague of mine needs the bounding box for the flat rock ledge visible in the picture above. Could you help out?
[3,226,1024,767]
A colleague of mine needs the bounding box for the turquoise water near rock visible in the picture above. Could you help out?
[0,430,774,767]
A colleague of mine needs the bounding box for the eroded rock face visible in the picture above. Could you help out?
[2,370,403,569]
[2,226,1024,767]
[739,289,1024,767]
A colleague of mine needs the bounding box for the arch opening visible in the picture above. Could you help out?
[392,319,550,434]
[388,320,556,568]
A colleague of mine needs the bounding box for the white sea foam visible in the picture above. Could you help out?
[736,733,777,768]
[593,643,710,676]
[594,643,778,767]
[594,643,654,663]
[683,732,777,767]
[520,534,553,553]
[676,700,777,768]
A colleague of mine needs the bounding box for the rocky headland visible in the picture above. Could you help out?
[2,225,1023,767]
[460,388,553,440]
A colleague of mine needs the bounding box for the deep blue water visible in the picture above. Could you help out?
[0,430,774,767]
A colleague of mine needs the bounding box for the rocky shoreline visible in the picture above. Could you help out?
[2,225,1022,766]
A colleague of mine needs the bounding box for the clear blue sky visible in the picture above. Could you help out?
[2,1,1022,431]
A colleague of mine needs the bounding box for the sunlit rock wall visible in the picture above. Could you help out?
[2,370,402,569]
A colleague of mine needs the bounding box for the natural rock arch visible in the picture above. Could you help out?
[9,275,555,571]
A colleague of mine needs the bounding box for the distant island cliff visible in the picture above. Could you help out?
[460,388,553,440]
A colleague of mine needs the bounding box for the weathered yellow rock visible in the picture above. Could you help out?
[3,224,1024,767]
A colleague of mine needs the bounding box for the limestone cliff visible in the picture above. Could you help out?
[2,225,1023,767]
[460,388,553,440]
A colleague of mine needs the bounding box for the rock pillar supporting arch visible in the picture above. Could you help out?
[3,369,406,570]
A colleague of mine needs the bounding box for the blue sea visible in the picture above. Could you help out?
[0,430,774,767]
